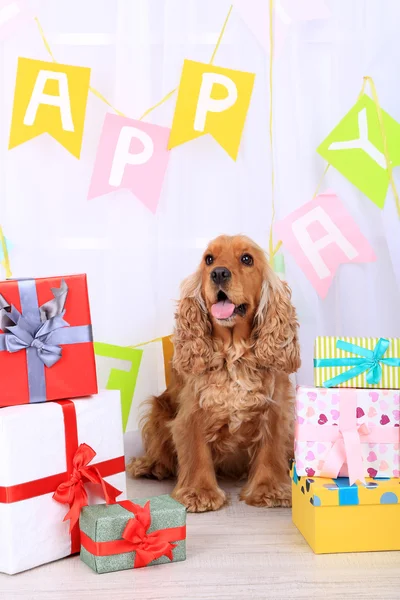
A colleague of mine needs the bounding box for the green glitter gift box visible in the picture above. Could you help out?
[80,495,187,573]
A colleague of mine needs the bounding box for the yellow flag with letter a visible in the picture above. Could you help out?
[9,58,91,158]
[168,60,255,160]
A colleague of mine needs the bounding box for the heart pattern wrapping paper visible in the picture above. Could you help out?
[295,386,400,480]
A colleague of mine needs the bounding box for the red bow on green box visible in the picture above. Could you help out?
[120,501,177,568]
[80,499,186,568]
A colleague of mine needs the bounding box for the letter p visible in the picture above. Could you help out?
[194,73,238,132]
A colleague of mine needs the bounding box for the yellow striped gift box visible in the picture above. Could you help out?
[314,337,400,389]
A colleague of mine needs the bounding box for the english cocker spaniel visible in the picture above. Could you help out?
[128,235,300,512]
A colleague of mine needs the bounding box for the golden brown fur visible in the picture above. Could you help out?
[128,235,300,512]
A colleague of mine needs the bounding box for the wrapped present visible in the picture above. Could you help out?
[314,336,400,389]
[295,385,400,483]
[80,495,186,573]
[291,461,400,553]
[0,274,97,407]
[0,390,127,574]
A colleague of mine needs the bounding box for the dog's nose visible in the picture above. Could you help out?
[211,267,231,285]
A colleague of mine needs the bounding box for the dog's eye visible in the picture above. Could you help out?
[205,254,214,266]
[241,254,253,266]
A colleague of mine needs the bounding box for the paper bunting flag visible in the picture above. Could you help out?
[94,343,143,432]
[88,114,170,213]
[275,190,376,298]
[162,335,174,387]
[317,94,400,208]
[169,60,255,160]
[235,0,330,57]
[9,58,91,158]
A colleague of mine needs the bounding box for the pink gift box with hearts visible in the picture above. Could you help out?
[295,385,400,482]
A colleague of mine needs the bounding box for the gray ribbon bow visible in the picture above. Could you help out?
[0,278,92,403]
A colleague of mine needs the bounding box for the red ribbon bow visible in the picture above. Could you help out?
[53,443,122,531]
[122,501,176,568]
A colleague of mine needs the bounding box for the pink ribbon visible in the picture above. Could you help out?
[296,389,400,485]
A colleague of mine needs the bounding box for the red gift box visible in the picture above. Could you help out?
[0,274,97,406]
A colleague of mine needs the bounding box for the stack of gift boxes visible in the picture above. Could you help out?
[0,274,186,575]
[292,336,400,554]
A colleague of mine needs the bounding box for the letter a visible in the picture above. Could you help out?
[292,206,358,279]
[24,70,74,131]
[276,191,376,297]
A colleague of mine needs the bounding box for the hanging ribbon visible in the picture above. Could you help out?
[360,76,400,217]
[34,6,233,123]
[53,443,122,532]
[314,337,400,388]
[0,225,11,278]
[0,400,125,554]
[267,0,282,267]
[80,499,186,568]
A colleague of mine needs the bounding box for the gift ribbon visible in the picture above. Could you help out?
[53,443,122,533]
[0,279,93,402]
[0,400,125,554]
[80,499,186,568]
[314,337,400,388]
[295,389,400,485]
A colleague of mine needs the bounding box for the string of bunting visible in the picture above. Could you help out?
[275,73,399,299]
[1,5,238,276]
[2,5,399,301]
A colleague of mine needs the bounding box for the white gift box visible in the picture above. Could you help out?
[0,390,127,574]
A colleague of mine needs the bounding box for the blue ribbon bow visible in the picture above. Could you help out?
[314,338,400,388]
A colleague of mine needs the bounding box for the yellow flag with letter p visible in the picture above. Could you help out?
[9,58,91,158]
[168,60,255,160]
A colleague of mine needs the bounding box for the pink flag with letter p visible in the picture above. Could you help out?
[275,190,376,298]
[88,114,170,213]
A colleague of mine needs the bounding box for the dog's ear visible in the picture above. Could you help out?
[252,270,300,373]
[172,270,213,376]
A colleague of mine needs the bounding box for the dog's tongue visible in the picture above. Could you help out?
[211,300,235,319]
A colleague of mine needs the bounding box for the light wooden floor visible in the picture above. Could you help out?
[2,476,400,600]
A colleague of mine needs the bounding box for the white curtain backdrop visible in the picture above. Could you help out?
[1,0,400,449]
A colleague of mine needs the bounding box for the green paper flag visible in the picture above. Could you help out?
[317,94,400,208]
[94,342,143,432]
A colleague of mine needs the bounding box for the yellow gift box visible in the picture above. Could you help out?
[291,462,400,553]
[313,336,400,389]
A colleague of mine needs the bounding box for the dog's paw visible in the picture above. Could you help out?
[127,456,154,478]
[239,482,292,508]
[127,456,172,480]
[172,486,227,512]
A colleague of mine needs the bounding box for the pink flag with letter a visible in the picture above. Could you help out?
[275,190,376,298]
[88,113,170,214]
